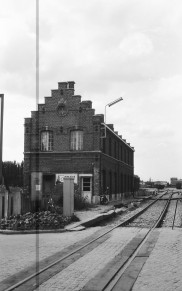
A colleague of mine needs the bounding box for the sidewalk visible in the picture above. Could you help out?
[66,196,143,230]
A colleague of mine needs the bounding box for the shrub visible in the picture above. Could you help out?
[49,183,94,211]
[74,193,91,210]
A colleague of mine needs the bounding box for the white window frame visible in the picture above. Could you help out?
[40,131,53,151]
[70,130,83,150]
[82,177,92,192]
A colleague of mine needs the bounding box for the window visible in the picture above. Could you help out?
[128,151,130,164]
[103,139,106,153]
[120,146,123,161]
[83,177,91,191]
[124,149,127,163]
[114,172,117,194]
[121,173,124,193]
[94,125,99,131]
[109,137,112,156]
[70,130,83,150]
[109,171,112,194]
[114,141,117,158]
[41,131,53,151]
[11,197,13,215]
[102,170,106,192]
[25,126,29,134]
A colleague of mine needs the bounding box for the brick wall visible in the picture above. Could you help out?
[24,81,135,204]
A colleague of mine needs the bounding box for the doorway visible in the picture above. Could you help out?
[81,176,92,203]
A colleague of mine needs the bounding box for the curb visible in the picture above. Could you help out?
[66,207,126,231]
[0,228,67,235]
[0,199,144,234]
[0,209,120,235]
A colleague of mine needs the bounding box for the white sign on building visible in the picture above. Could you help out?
[56,173,78,184]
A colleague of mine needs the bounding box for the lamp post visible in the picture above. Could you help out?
[104,97,123,138]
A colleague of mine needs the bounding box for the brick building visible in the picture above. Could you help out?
[24,81,135,207]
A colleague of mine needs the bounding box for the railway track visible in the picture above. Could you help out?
[1,190,181,291]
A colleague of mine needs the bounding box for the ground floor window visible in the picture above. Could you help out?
[82,177,91,191]
[2,196,4,218]
[11,196,13,216]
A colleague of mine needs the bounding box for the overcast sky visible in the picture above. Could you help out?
[1,0,182,182]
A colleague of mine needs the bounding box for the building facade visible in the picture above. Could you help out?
[24,81,135,207]
[170,177,182,187]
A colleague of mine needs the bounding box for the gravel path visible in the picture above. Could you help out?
[127,200,167,228]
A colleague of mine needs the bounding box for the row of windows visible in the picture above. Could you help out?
[103,138,133,165]
[102,170,133,194]
[40,130,83,151]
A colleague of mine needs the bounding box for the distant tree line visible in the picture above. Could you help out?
[2,161,24,189]
[133,176,140,192]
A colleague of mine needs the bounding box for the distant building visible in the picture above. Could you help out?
[154,181,168,187]
[170,177,179,187]
[24,81,135,208]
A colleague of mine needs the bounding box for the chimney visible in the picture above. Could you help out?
[68,81,75,89]
[58,82,68,89]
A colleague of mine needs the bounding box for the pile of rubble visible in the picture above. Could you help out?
[0,210,79,231]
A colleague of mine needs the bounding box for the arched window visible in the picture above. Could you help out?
[40,131,53,151]
[70,130,83,150]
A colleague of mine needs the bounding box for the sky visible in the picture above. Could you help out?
[0,0,182,182]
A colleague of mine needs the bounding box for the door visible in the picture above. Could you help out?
[82,177,92,203]
[2,196,5,218]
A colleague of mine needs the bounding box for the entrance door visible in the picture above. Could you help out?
[2,196,5,218]
[11,196,14,216]
[43,175,55,208]
[43,175,55,194]
[82,177,92,203]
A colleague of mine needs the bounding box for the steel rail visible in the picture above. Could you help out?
[3,191,169,291]
[172,199,179,230]
[105,192,173,291]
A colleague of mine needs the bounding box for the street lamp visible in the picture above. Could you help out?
[103,97,123,138]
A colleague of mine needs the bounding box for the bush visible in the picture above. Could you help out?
[155,184,165,190]
[49,183,94,211]
[74,193,91,210]
[0,211,79,231]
